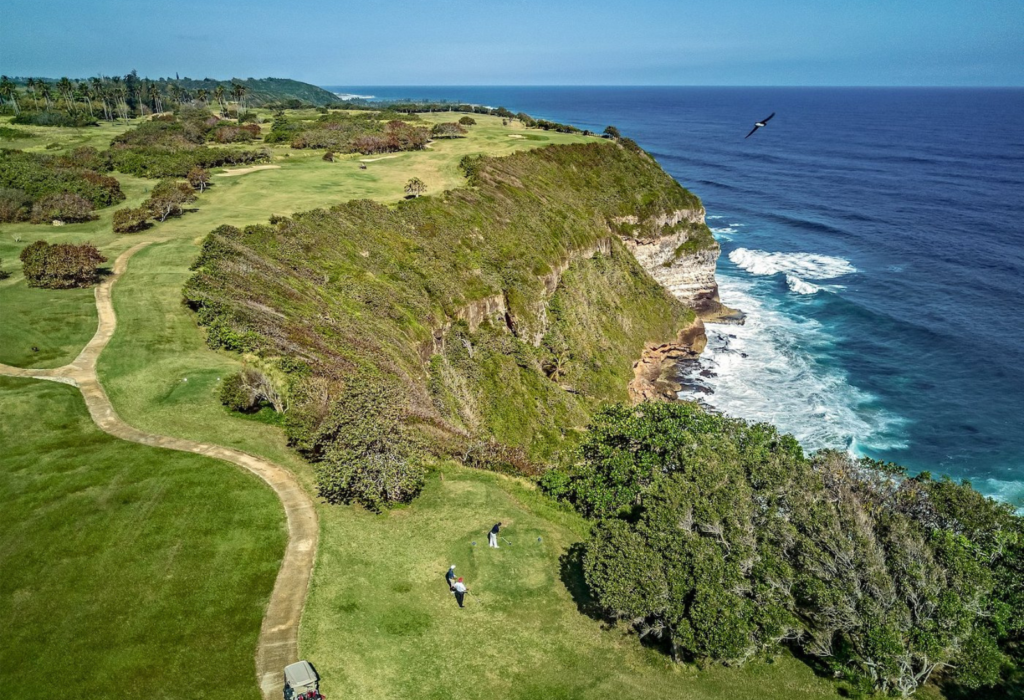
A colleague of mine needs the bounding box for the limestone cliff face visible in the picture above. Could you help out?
[616,208,744,324]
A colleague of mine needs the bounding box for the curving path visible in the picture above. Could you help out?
[0,241,318,699]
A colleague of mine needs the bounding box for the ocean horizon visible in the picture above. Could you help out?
[326,85,1024,505]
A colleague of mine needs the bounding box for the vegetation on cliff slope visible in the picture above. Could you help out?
[183,142,700,507]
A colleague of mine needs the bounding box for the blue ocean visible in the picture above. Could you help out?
[327,86,1024,504]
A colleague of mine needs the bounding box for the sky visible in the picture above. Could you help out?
[2,0,1023,86]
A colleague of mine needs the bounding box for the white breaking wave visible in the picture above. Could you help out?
[711,226,738,240]
[333,93,375,100]
[786,274,821,295]
[680,273,908,454]
[729,248,856,280]
[707,214,725,220]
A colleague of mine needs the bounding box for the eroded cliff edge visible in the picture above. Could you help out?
[614,208,744,324]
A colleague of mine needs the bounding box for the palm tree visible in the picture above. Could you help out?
[195,88,208,106]
[38,82,53,111]
[0,76,20,115]
[56,77,75,112]
[231,82,247,116]
[213,85,225,111]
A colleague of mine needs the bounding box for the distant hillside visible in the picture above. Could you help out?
[171,77,340,106]
[10,75,340,107]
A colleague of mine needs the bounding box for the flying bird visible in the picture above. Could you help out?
[745,112,775,139]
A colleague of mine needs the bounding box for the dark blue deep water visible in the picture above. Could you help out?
[328,86,1024,504]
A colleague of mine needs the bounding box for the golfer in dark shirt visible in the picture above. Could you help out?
[488,522,501,548]
[445,565,456,590]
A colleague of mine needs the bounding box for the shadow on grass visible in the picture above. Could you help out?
[559,542,613,626]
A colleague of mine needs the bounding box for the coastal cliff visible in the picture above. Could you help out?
[185,141,716,465]
[615,208,744,324]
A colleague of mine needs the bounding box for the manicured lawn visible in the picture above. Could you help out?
[0,281,96,367]
[97,239,314,489]
[302,463,844,700]
[0,377,286,699]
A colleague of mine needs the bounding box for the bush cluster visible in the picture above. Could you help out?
[264,112,429,155]
[291,374,424,512]
[11,110,98,128]
[546,402,1024,696]
[0,148,124,221]
[108,108,269,178]
[19,240,107,288]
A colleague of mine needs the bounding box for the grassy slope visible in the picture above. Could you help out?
[183,140,699,463]
[304,462,842,700]
[0,377,285,700]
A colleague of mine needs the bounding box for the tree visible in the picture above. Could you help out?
[112,206,150,233]
[310,376,424,512]
[430,122,467,139]
[548,403,1024,695]
[0,187,30,222]
[603,125,621,139]
[187,166,211,191]
[30,193,94,223]
[404,177,426,198]
[458,115,476,126]
[20,240,107,288]
[147,179,197,221]
[0,76,19,115]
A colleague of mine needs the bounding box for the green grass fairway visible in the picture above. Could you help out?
[0,281,97,367]
[0,377,286,700]
[302,464,843,700]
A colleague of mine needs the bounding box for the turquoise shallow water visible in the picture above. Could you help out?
[329,86,1024,504]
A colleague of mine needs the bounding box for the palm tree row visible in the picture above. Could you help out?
[0,75,253,122]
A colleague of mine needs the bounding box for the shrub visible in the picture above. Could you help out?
[0,149,125,210]
[458,116,476,126]
[147,178,197,221]
[430,122,467,139]
[404,177,426,198]
[0,259,8,280]
[322,151,334,162]
[219,365,288,414]
[30,193,94,223]
[603,125,621,139]
[187,166,211,192]
[219,371,260,412]
[112,206,150,233]
[303,375,423,511]
[11,110,98,127]
[0,187,30,222]
[20,240,107,288]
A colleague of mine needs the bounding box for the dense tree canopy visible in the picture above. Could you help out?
[19,240,107,288]
[544,402,1023,696]
[0,148,124,222]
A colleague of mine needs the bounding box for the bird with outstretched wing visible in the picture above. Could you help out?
[746,112,776,138]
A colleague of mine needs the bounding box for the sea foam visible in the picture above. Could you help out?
[679,273,907,454]
[729,248,856,280]
[785,274,821,295]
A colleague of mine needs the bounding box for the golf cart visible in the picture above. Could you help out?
[283,660,322,700]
